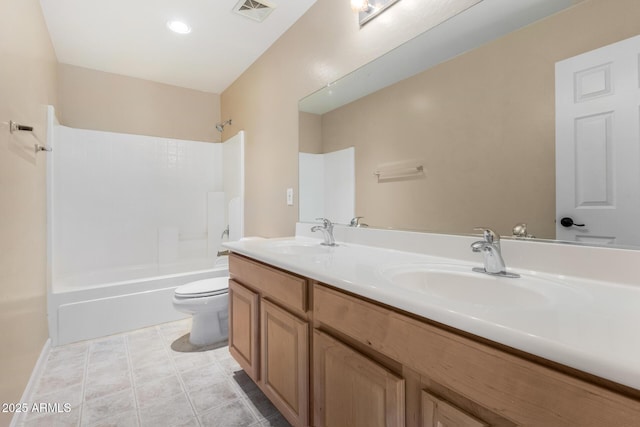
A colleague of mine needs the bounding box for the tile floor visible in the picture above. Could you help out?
[15,319,292,427]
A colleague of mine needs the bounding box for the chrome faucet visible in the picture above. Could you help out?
[349,216,368,227]
[311,218,337,246]
[220,225,229,239]
[471,228,519,278]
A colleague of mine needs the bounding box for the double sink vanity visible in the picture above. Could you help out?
[223,223,640,426]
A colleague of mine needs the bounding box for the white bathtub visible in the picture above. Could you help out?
[48,257,229,346]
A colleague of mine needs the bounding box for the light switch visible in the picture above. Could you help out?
[286,188,294,206]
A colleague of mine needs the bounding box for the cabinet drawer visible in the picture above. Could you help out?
[313,283,640,427]
[229,254,308,315]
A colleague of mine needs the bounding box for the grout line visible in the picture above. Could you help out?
[157,322,203,427]
[124,332,142,427]
[76,342,90,427]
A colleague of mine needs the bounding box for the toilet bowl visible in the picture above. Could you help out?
[173,276,229,346]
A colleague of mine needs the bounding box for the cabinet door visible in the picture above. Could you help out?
[261,299,309,427]
[229,279,260,382]
[422,391,489,427]
[314,329,405,427]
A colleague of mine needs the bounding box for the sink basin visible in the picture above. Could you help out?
[265,240,332,256]
[380,263,579,308]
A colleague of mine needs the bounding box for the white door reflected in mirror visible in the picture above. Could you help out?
[556,35,640,247]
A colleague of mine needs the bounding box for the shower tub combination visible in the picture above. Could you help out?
[46,107,244,345]
[48,258,230,346]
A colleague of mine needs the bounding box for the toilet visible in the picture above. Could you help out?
[172,276,230,346]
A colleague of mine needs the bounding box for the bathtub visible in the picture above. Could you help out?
[47,257,229,346]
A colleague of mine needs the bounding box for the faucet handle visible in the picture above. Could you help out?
[473,227,499,243]
[316,218,332,228]
[350,216,364,227]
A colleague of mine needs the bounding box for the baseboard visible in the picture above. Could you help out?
[10,338,51,427]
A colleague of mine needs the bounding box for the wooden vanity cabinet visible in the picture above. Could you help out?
[313,283,640,427]
[229,253,640,427]
[228,254,310,427]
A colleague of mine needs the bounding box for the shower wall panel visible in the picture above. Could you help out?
[52,126,223,282]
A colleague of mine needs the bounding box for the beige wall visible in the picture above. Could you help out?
[58,64,221,142]
[298,112,322,154]
[317,0,640,239]
[222,0,481,237]
[0,1,57,424]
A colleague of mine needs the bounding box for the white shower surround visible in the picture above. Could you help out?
[46,107,245,345]
[52,126,224,281]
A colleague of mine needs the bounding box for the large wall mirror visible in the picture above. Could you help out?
[299,0,640,249]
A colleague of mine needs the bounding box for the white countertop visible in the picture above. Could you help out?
[225,232,640,391]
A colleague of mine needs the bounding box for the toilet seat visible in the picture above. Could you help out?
[175,277,229,299]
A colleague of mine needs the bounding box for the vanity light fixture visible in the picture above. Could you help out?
[167,20,192,34]
[353,0,401,27]
[351,0,371,12]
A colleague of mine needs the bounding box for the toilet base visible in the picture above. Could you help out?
[190,307,229,346]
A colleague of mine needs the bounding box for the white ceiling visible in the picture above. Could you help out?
[39,0,317,94]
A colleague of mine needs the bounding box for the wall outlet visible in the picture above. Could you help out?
[286,188,294,206]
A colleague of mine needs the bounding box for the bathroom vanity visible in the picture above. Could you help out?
[224,227,640,427]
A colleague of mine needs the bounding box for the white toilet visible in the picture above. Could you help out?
[172,276,230,346]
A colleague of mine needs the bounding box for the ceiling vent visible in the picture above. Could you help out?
[233,0,277,22]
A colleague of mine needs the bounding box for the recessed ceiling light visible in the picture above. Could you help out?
[167,20,191,34]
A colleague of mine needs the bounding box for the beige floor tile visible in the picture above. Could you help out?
[23,404,80,427]
[86,409,138,427]
[138,393,197,427]
[188,378,240,414]
[83,371,132,402]
[35,364,85,396]
[199,400,258,427]
[215,353,243,375]
[170,349,215,373]
[47,342,89,364]
[81,388,135,426]
[31,383,83,409]
[22,320,288,427]
[129,346,171,371]
[180,364,224,393]
[86,355,129,378]
[135,374,184,408]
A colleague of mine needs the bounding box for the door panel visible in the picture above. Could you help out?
[556,35,640,245]
[228,279,260,381]
[261,299,309,426]
[422,390,489,427]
